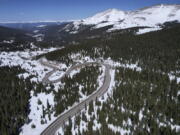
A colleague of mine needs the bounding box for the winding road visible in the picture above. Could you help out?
[40,58,111,135]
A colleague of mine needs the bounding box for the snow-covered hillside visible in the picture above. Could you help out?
[72,4,180,33]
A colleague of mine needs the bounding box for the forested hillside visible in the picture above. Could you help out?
[0,66,31,135]
[0,23,180,135]
[37,24,180,134]
[0,26,34,51]
[40,24,180,74]
[64,67,179,134]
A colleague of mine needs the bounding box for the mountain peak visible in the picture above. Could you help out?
[81,8,125,25]
[103,8,121,13]
[72,4,180,32]
[94,8,124,16]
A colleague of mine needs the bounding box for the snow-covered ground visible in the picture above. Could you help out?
[136,27,162,35]
[108,124,130,135]
[1,39,14,44]
[20,92,56,135]
[71,4,180,34]
[0,49,114,135]
[33,34,44,42]
[0,47,64,81]
[1,52,50,83]
[55,56,180,135]
[56,62,116,135]
[1,48,179,135]
[49,70,65,81]
[168,72,180,84]
[0,48,65,135]
[37,25,47,28]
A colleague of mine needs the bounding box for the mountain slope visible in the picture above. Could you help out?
[0,26,30,40]
[0,26,35,51]
[2,4,178,48]
[71,4,180,32]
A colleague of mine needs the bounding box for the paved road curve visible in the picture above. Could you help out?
[40,59,111,135]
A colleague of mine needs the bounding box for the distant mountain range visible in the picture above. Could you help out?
[70,4,180,32]
[0,22,66,31]
[1,4,180,32]
[0,4,180,49]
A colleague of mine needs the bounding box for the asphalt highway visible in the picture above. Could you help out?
[40,59,111,135]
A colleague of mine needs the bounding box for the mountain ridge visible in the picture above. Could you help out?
[71,4,180,32]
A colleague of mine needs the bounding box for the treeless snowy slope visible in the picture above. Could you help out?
[82,8,126,25]
[72,4,180,32]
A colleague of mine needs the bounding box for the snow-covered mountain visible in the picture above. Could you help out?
[72,4,180,33]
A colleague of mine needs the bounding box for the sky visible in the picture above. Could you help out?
[0,0,180,22]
